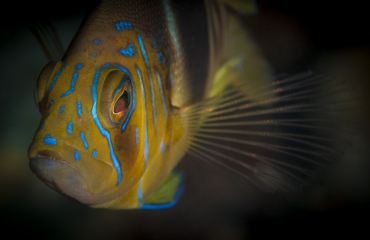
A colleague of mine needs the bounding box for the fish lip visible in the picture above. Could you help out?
[29,151,92,203]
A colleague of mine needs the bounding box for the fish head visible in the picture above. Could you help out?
[28,37,148,205]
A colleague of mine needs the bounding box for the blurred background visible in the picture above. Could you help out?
[0,0,369,239]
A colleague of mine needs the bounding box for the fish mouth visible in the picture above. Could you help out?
[29,150,93,204]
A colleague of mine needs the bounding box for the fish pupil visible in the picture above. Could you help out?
[114,91,129,114]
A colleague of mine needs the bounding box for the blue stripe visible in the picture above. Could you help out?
[113,76,127,98]
[76,101,82,117]
[137,33,157,129]
[164,0,181,55]
[135,126,138,146]
[136,66,149,204]
[154,70,168,118]
[115,21,132,31]
[46,62,65,97]
[91,64,134,186]
[67,121,73,135]
[60,63,83,98]
[43,134,57,146]
[80,132,89,150]
[59,105,65,114]
[47,99,54,109]
[39,123,44,131]
[74,150,80,161]
[119,43,135,57]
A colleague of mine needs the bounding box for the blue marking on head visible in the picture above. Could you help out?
[91,64,134,186]
[59,105,65,114]
[43,134,57,146]
[46,62,66,97]
[135,66,148,169]
[67,121,73,135]
[113,76,127,98]
[154,70,168,118]
[75,63,83,70]
[115,21,132,31]
[119,43,135,57]
[91,52,98,58]
[157,53,163,63]
[135,66,149,204]
[79,132,89,150]
[39,123,44,131]
[76,101,82,117]
[137,34,149,66]
[140,172,185,210]
[48,99,54,109]
[93,38,101,45]
[137,33,157,129]
[61,63,83,98]
[160,141,165,153]
[135,126,138,146]
[92,150,97,158]
[74,150,80,161]
[150,39,157,48]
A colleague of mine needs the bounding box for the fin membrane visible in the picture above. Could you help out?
[182,72,355,194]
[141,171,184,209]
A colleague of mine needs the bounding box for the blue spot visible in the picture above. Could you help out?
[76,101,82,117]
[80,132,89,150]
[91,52,98,57]
[46,62,66,97]
[67,121,73,135]
[155,70,168,117]
[135,126,138,146]
[119,43,135,57]
[137,33,157,129]
[115,21,132,31]
[92,150,97,158]
[61,63,83,98]
[59,105,65,114]
[91,64,134,185]
[74,150,80,161]
[93,38,101,45]
[43,134,57,146]
[150,39,157,48]
[39,123,44,131]
[47,99,54,109]
[160,141,165,153]
[75,63,83,70]
[157,53,163,63]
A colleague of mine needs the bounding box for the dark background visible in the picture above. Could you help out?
[0,0,369,239]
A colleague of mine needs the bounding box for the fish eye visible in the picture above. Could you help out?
[111,89,131,122]
[100,70,133,126]
[35,61,58,113]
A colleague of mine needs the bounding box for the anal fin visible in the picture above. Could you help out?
[141,171,184,210]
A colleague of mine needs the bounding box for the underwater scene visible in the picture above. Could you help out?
[1,0,369,239]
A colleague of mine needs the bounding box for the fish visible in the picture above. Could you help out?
[28,0,351,209]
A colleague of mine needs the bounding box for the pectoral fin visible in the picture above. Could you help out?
[141,171,184,210]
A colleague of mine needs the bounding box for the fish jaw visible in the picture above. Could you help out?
[28,142,115,205]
